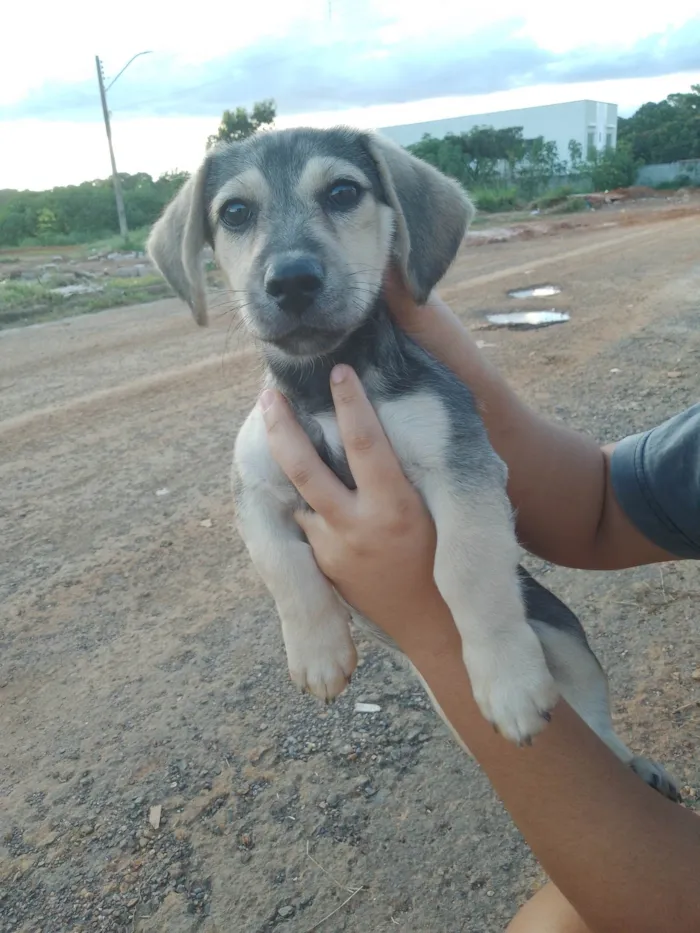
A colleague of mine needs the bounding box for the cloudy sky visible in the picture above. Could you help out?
[2,0,699,189]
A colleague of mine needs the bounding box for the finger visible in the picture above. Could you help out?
[328,365,408,494]
[260,389,353,518]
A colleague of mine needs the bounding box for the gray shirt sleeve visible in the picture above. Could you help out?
[610,403,700,559]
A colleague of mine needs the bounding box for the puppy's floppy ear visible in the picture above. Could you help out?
[363,132,474,304]
[147,156,212,327]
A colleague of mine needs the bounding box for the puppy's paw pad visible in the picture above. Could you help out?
[630,755,682,803]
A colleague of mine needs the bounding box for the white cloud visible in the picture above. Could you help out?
[1,1,699,189]
[3,71,698,191]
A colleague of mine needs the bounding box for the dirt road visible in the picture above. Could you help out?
[2,206,699,932]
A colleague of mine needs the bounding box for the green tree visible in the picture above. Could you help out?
[515,137,566,199]
[408,127,570,199]
[567,139,588,176]
[0,171,194,247]
[206,99,276,149]
[618,85,700,163]
[36,207,59,235]
[408,126,527,188]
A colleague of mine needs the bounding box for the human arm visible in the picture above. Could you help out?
[415,631,700,933]
[259,369,700,933]
[384,273,675,570]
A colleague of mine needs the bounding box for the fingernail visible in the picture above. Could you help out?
[259,389,275,413]
[331,364,348,385]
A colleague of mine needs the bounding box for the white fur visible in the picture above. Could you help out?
[234,393,558,743]
[379,394,557,743]
[234,407,357,699]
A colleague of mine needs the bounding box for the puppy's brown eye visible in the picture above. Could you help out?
[220,199,253,229]
[327,181,361,210]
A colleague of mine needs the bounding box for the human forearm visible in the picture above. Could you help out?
[262,352,695,930]
[435,314,674,569]
[423,303,606,565]
[409,618,700,933]
[392,286,672,568]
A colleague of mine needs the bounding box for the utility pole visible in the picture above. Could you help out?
[96,55,128,241]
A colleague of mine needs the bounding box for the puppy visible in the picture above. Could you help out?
[148,127,679,799]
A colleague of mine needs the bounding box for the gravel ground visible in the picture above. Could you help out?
[1,198,699,932]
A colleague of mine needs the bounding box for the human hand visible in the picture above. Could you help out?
[260,364,456,658]
[384,268,483,385]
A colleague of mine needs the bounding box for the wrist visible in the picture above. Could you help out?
[395,596,463,668]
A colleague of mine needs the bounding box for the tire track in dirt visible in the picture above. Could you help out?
[0,348,260,443]
[5,217,695,444]
[442,216,697,299]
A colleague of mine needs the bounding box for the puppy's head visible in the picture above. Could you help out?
[148,127,473,358]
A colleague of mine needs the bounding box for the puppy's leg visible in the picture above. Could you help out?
[519,567,680,801]
[233,410,357,701]
[530,619,681,802]
[424,480,559,744]
[375,392,557,744]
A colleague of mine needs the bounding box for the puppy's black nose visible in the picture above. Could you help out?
[264,256,324,314]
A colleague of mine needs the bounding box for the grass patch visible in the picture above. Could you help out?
[78,227,151,257]
[15,230,114,249]
[3,226,152,258]
[0,274,173,330]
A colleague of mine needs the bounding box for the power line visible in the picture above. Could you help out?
[105,50,153,93]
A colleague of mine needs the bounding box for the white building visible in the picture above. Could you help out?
[378,100,618,164]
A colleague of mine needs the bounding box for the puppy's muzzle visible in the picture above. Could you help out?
[264,255,325,316]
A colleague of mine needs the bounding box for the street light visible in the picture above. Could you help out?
[95,51,153,242]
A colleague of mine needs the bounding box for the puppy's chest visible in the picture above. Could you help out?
[297,391,451,495]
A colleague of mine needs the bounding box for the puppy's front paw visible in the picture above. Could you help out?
[467,630,559,745]
[287,620,357,702]
[630,755,682,803]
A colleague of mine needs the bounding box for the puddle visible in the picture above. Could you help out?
[486,310,570,329]
[507,284,561,299]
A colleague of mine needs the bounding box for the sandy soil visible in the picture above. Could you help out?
[1,200,700,933]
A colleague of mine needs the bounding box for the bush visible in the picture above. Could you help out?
[590,143,638,191]
[534,185,573,209]
[554,197,589,213]
[472,187,522,212]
